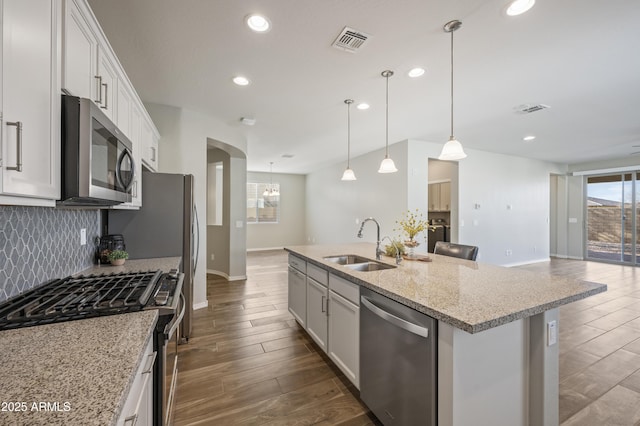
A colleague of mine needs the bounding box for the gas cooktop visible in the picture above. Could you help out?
[0,270,176,331]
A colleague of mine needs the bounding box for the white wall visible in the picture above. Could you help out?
[145,103,247,308]
[247,171,307,250]
[305,142,409,246]
[306,139,565,266]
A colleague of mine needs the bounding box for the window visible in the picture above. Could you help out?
[247,182,280,223]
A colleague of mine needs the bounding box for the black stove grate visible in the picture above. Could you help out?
[0,270,162,331]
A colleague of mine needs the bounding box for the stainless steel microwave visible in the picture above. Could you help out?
[60,95,135,206]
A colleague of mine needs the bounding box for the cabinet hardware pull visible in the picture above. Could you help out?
[321,295,326,313]
[94,76,103,104]
[123,414,138,425]
[6,121,23,172]
[142,351,157,374]
[151,146,156,162]
[101,83,108,109]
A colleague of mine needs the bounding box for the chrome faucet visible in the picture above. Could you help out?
[357,217,383,260]
[381,236,402,265]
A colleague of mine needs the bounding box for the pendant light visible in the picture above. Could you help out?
[263,162,278,196]
[439,20,467,161]
[378,70,398,173]
[341,99,357,181]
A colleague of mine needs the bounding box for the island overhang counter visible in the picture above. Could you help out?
[285,243,607,426]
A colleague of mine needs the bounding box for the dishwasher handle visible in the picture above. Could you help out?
[361,295,429,338]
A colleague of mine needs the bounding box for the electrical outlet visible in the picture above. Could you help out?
[547,320,557,346]
[80,228,87,246]
[505,249,512,256]
[211,254,215,261]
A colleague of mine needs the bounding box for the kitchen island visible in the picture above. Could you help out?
[0,310,157,426]
[285,243,607,426]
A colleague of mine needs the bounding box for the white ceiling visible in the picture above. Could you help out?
[87,0,640,174]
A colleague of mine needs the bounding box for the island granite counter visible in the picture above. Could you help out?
[285,243,607,426]
[284,243,605,333]
[0,310,158,426]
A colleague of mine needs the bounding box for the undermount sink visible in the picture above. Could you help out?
[344,261,396,272]
[323,254,371,265]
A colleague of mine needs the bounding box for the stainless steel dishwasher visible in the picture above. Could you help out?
[360,286,437,426]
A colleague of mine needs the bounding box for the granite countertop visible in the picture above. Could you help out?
[0,310,158,426]
[77,256,181,276]
[285,243,607,333]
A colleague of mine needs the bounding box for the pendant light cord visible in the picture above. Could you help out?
[385,73,390,156]
[450,28,454,139]
[347,101,351,167]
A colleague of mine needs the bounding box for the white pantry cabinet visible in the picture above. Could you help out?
[0,0,61,206]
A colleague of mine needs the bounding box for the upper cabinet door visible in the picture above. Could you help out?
[96,46,117,121]
[62,0,97,99]
[1,0,61,200]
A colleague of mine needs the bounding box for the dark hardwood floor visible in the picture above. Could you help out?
[173,250,379,425]
[174,250,640,426]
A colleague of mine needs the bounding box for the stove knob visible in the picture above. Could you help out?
[168,269,179,279]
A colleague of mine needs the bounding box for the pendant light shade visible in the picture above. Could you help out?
[263,162,278,196]
[341,99,357,181]
[439,20,467,161]
[378,70,398,173]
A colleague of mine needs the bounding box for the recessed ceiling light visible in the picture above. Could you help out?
[523,135,536,141]
[246,14,271,32]
[356,103,370,110]
[233,76,250,86]
[408,67,425,78]
[506,0,535,16]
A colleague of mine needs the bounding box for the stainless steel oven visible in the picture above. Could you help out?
[60,95,135,206]
[161,293,184,426]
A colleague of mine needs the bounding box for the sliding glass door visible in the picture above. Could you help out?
[586,173,638,264]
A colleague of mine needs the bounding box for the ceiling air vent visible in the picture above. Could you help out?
[514,103,550,114]
[332,27,371,52]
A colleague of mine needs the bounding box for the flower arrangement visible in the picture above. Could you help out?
[384,239,406,257]
[395,209,429,243]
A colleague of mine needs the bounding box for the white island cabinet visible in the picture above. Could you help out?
[1,0,61,206]
[305,263,328,353]
[285,243,607,426]
[287,254,306,328]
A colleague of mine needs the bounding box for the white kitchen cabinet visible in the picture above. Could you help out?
[428,181,451,212]
[116,83,132,139]
[328,288,360,389]
[62,0,97,100]
[95,46,117,121]
[117,337,155,426]
[306,276,328,353]
[0,0,61,205]
[140,117,159,172]
[328,273,360,389]
[288,262,307,328]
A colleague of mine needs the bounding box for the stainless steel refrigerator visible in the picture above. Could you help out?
[108,171,199,342]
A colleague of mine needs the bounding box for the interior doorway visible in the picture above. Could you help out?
[585,172,640,264]
[427,159,459,252]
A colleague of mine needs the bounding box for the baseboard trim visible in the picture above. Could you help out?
[206,269,247,281]
[247,246,285,252]
[504,257,551,267]
[193,301,208,311]
[207,269,228,279]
